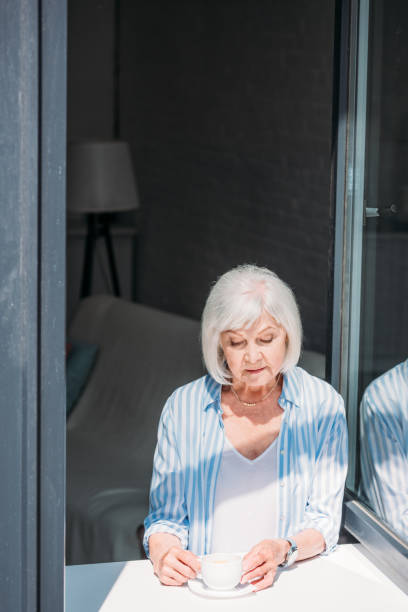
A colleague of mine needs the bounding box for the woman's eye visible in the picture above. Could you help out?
[230,340,245,347]
[260,336,274,343]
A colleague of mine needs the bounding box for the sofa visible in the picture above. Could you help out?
[66,295,325,565]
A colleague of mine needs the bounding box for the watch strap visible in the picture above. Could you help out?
[279,537,298,568]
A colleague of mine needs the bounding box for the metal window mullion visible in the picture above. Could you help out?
[38,1,67,611]
[345,0,370,490]
[0,2,40,611]
[332,0,361,401]
[330,0,351,393]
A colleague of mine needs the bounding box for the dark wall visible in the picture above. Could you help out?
[67,0,137,325]
[67,0,115,140]
[120,0,335,352]
[67,0,335,353]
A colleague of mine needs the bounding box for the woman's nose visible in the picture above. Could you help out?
[245,343,261,363]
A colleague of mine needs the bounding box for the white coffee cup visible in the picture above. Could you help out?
[200,553,242,591]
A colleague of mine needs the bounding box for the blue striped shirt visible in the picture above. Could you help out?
[144,366,348,557]
[360,359,408,540]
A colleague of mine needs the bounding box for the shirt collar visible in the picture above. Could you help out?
[278,366,303,409]
[202,375,222,411]
[202,367,303,411]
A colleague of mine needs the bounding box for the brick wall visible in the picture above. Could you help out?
[120,0,335,353]
[67,0,115,140]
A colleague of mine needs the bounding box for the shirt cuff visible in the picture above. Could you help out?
[143,521,189,558]
[301,520,338,555]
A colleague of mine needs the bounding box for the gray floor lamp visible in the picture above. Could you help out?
[67,141,140,298]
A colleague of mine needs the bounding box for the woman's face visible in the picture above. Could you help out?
[220,311,287,387]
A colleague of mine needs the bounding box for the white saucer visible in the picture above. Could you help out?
[188,577,254,599]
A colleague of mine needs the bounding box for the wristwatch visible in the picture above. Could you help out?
[279,537,298,568]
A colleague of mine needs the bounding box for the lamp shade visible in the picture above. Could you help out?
[67,141,140,213]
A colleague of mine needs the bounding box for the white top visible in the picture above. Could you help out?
[210,435,279,553]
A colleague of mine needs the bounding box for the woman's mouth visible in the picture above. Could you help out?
[245,367,266,374]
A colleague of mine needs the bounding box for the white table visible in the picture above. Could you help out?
[66,544,408,612]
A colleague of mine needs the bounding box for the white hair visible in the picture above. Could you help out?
[201,264,302,384]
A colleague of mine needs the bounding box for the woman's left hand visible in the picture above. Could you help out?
[240,539,289,592]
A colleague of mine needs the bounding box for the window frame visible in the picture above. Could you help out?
[0,1,67,610]
[2,0,407,607]
[331,0,408,594]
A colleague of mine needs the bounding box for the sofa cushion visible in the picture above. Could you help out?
[66,342,98,416]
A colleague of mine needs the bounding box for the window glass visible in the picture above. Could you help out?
[351,0,408,544]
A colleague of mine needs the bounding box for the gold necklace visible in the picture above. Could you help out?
[230,373,281,406]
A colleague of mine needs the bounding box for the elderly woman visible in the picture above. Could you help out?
[144,265,348,591]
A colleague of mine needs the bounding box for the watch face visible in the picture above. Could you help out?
[284,539,298,567]
[286,546,298,567]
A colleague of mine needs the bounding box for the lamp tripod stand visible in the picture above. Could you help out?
[80,213,121,298]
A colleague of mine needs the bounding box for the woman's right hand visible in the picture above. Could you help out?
[149,533,201,586]
[154,546,201,585]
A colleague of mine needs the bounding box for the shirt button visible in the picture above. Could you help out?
[280,450,285,455]
[280,482,285,487]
